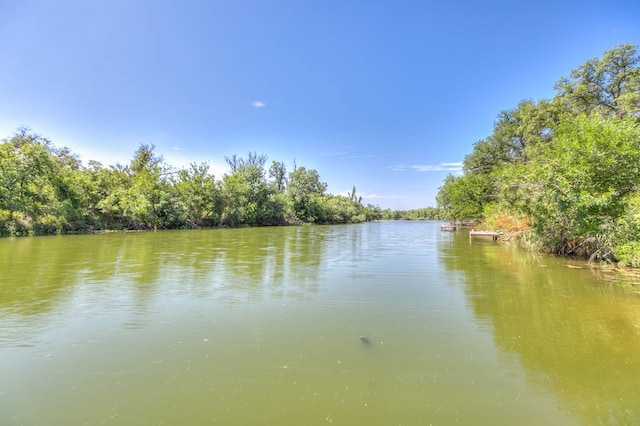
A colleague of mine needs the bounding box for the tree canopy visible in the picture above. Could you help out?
[0,135,383,236]
[436,43,640,265]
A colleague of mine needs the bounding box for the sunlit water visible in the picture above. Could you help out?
[1,222,639,425]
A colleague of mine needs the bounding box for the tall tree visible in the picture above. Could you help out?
[268,160,287,192]
[220,162,273,226]
[436,174,492,222]
[554,43,640,119]
[225,151,268,173]
[463,99,564,175]
[172,162,221,228]
[96,144,174,229]
[0,128,60,222]
[287,166,327,223]
[497,114,640,255]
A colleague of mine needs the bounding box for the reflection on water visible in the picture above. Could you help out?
[441,232,640,425]
[1,223,639,424]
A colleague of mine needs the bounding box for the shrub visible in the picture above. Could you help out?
[614,242,640,268]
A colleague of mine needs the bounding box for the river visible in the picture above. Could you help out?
[1,221,639,425]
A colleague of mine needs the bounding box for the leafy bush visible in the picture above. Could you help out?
[614,242,640,268]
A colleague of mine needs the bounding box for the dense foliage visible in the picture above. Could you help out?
[0,132,384,236]
[379,207,443,221]
[436,43,640,265]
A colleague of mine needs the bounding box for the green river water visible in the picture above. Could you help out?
[1,221,639,425]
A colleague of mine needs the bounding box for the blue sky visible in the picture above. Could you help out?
[1,0,639,210]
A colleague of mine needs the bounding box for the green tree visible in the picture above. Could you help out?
[220,161,273,226]
[1,129,379,236]
[0,128,70,233]
[172,162,222,228]
[497,114,640,256]
[615,191,640,266]
[287,166,327,223]
[93,163,132,228]
[268,160,287,192]
[463,99,564,175]
[554,43,640,119]
[96,144,174,230]
[436,174,492,222]
[315,195,363,224]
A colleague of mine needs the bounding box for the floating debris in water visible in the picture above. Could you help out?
[359,336,370,344]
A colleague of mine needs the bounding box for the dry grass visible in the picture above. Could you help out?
[481,210,531,241]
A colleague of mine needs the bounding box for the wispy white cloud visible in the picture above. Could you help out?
[390,162,463,172]
[250,101,266,108]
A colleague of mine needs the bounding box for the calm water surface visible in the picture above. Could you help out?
[1,221,639,425]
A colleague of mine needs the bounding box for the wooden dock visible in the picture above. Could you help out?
[440,224,457,231]
[469,230,502,241]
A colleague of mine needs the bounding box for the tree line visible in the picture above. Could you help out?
[0,131,388,236]
[379,207,444,221]
[436,43,640,266]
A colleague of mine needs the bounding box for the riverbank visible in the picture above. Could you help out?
[475,210,640,268]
